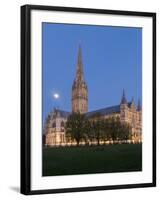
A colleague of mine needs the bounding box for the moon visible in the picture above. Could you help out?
[53,93,59,99]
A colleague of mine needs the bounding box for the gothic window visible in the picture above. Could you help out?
[121,111,125,118]
[52,122,56,128]
[132,117,135,127]
[61,134,63,142]
[62,135,64,143]
[61,121,64,127]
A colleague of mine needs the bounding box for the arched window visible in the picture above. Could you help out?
[61,121,64,127]
[52,122,56,128]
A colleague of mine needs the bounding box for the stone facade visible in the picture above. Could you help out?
[120,95,142,143]
[44,47,142,146]
[44,110,69,146]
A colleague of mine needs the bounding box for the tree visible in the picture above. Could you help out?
[92,119,103,145]
[66,112,132,146]
[109,116,123,143]
[65,112,86,146]
[114,116,122,142]
[108,116,132,143]
[88,113,103,145]
[83,118,92,145]
[101,118,112,144]
[109,117,118,143]
[119,123,132,142]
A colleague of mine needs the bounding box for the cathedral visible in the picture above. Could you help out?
[44,46,142,146]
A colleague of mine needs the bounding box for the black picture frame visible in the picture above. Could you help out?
[21,4,156,195]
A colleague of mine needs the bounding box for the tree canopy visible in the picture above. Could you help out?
[65,112,132,146]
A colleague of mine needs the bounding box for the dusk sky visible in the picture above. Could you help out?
[42,23,142,123]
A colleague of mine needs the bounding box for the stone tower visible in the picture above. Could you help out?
[72,45,88,113]
[120,89,128,123]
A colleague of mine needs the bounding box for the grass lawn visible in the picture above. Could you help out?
[42,144,142,176]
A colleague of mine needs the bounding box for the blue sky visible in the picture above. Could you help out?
[42,23,142,122]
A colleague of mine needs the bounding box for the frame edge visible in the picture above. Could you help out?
[20,5,31,195]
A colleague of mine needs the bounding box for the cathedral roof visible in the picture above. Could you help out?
[85,105,120,117]
[52,109,71,118]
[59,110,71,118]
[51,101,134,119]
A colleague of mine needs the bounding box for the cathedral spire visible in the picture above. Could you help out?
[76,45,84,81]
[72,45,88,113]
[121,89,127,104]
[137,99,141,111]
[131,97,135,109]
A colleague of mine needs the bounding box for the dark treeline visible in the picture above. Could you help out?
[65,112,132,146]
